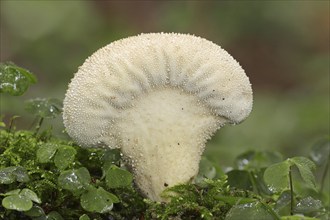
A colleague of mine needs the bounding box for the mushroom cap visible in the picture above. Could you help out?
[63,33,253,148]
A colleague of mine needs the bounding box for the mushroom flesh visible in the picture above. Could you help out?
[63,33,253,201]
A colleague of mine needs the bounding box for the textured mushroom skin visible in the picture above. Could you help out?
[117,88,225,200]
[63,33,253,201]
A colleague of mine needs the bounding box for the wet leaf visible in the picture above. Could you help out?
[79,214,90,220]
[2,194,33,211]
[105,165,133,188]
[0,168,16,184]
[235,150,283,171]
[12,166,30,183]
[102,149,121,176]
[54,145,76,170]
[0,62,37,96]
[58,167,91,194]
[254,168,273,195]
[227,170,253,191]
[24,205,45,217]
[80,187,117,213]
[1,189,21,196]
[194,157,217,185]
[275,190,292,215]
[215,196,256,205]
[310,139,330,166]
[264,160,291,193]
[294,196,323,215]
[225,202,274,220]
[37,143,59,163]
[1,188,41,213]
[0,166,30,184]
[25,98,62,118]
[47,211,64,220]
[290,157,317,191]
[20,188,41,204]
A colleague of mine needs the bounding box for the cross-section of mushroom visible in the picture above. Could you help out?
[63,33,253,201]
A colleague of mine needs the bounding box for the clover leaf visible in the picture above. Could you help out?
[1,188,41,212]
[105,165,133,188]
[25,98,62,118]
[0,62,37,96]
[80,186,119,213]
[58,167,91,195]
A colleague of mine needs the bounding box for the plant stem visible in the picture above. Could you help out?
[4,116,19,147]
[320,158,329,193]
[289,165,294,215]
[8,116,18,133]
[34,117,44,136]
[249,171,261,195]
[260,201,281,220]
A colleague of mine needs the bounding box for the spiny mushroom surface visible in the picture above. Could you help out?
[63,33,253,201]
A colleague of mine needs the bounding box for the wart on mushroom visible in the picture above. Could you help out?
[63,33,253,201]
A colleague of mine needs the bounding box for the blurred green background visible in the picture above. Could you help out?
[0,1,329,166]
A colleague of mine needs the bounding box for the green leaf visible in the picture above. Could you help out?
[0,114,5,127]
[105,165,133,188]
[1,189,21,196]
[24,205,45,217]
[20,188,41,204]
[0,168,16,184]
[0,166,30,184]
[275,190,292,215]
[264,160,291,193]
[54,145,77,170]
[290,157,317,191]
[103,188,120,203]
[236,150,283,171]
[225,202,274,220]
[280,215,320,220]
[254,168,273,195]
[47,211,64,220]
[0,121,5,127]
[58,167,91,194]
[12,166,30,183]
[215,196,256,205]
[2,194,33,211]
[0,62,37,96]
[293,196,323,215]
[80,187,117,213]
[102,149,121,176]
[227,170,253,191]
[194,157,217,185]
[79,214,90,220]
[310,139,330,166]
[25,98,62,118]
[37,143,59,163]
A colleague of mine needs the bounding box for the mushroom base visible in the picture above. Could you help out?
[116,88,226,201]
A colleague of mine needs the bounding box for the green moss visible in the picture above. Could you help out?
[0,127,328,219]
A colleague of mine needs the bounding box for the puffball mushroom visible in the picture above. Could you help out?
[63,33,253,201]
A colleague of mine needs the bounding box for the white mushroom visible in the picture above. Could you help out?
[63,33,253,201]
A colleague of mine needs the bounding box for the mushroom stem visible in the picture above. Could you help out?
[115,87,225,201]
